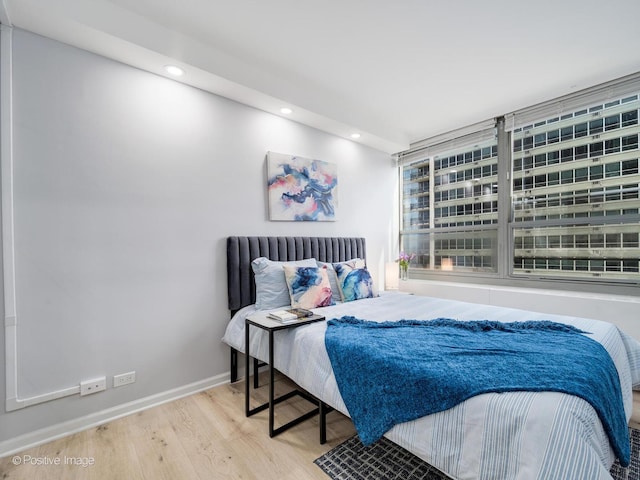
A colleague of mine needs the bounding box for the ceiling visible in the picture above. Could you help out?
[2,0,640,154]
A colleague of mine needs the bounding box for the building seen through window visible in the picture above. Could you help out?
[402,139,499,273]
[400,87,640,285]
[511,95,639,280]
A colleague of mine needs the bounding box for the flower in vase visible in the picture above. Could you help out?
[396,252,416,270]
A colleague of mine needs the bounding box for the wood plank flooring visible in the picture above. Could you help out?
[0,373,355,480]
[2,377,639,480]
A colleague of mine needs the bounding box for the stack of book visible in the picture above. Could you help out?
[267,308,314,323]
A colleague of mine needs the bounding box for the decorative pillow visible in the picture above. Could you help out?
[318,258,365,303]
[333,263,374,302]
[251,257,318,310]
[283,265,335,309]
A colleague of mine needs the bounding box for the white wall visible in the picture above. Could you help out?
[0,28,397,450]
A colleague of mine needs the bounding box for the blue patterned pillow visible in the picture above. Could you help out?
[283,265,335,309]
[333,263,374,302]
[318,258,365,303]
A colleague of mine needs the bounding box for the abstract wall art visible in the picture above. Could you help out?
[267,151,338,221]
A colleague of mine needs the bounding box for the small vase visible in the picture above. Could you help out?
[400,265,408,281]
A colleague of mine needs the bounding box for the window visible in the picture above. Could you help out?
[402,134,499,273]
[399,74,640,287]
[511,94,640,281]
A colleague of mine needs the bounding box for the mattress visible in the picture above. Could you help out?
[222,292,640,479]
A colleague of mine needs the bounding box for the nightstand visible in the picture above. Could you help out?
[244,312,329,441]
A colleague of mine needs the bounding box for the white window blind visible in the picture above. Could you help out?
[397,119,497,166]
[505,72,640,132]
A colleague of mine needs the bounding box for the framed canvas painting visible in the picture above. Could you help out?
[267,151,338,221]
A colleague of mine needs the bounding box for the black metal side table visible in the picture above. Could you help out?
[245,313,329,441]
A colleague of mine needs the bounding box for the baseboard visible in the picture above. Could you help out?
[0,372,229,458]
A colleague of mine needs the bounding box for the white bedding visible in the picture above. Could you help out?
[222,292,640,480]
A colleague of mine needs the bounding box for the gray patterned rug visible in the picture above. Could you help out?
[315,428,640,480]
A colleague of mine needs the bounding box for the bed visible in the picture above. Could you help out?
[222,236,640,480]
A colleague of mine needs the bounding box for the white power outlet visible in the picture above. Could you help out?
[113,371,136,388]
[80,376,106,396]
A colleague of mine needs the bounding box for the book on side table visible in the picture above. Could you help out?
[267,308,314,323]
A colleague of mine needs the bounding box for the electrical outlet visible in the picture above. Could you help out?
[113,371,136,388]
[80,376,106,396]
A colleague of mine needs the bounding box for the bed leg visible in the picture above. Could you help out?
[230,347,238,383]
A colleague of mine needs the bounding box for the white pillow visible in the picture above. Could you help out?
[252,256,318,310]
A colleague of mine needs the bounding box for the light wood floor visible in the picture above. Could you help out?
[0,373,356,480]
[2,377,640,480]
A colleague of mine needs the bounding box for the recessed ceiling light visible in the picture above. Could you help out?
[164,65,184,76]
[350,133,361,139]
[280,107,293,115]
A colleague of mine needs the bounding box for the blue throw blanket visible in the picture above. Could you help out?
[325,317,630,466]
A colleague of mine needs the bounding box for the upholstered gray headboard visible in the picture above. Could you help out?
[226,236,366,313]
